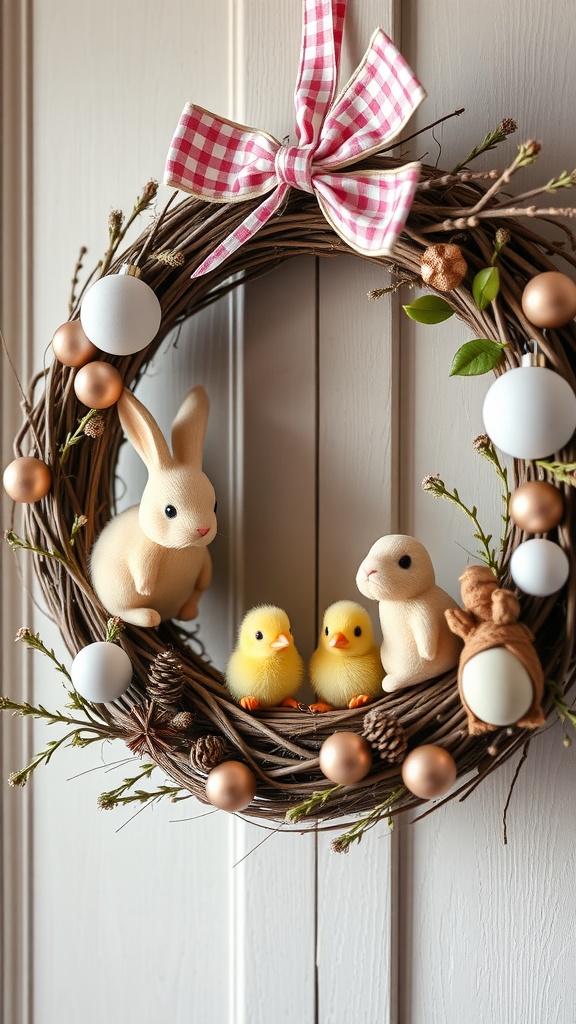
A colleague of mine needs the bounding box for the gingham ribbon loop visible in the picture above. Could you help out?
[164,0,426,278]
[274,145,315,194]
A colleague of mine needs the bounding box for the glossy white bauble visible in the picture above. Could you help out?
[461,647,534,726]
[80,272,161,356]
[71,642,133,703]
[482,365,576,459]
[510,538,570,596]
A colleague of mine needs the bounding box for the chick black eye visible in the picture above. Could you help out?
[255,631,263,640]
[398,555,411,569]
[325,626,329,636]
[165,505,177,519]
[354,626,362,637]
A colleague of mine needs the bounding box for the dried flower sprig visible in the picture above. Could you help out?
[451,117,518,175]
[423,439,510,576]
[472,434,511,562]
[152,248,186,268]
[69,514,88,548]
[15,627,72,680]
[68,245,88,315]
[536,460,576,487]
[99,180,159,279]
[285,785,341,823]
[105,616,125,644]
[331,787,405,853]
[59,408,103,465]
[491,228,511,265]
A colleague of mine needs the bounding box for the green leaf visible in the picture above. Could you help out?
[402,295,454,324]
[472,266,500,310]
[449,338,506,377]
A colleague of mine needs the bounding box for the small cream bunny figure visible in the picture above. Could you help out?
[356,534,462,692]
[90,385,217,627]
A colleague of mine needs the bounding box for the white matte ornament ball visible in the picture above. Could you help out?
[461,647,534,726]
[80,268,162,357]
[509,538,570,596]
[482,363,576,459]
[71,642,133,703]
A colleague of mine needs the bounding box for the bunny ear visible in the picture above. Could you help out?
[117,388,172,470]
[171,385,209,467]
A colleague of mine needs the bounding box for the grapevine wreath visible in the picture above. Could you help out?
[4,0,576,851]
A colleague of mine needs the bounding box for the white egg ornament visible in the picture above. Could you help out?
[80,264,162,357]
[71,642,133,703]
[510,538,570,597]
[461,647,534,727]
[482,351,576,459]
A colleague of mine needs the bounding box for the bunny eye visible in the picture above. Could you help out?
[398,555,411,569]
[165,505,177,519]
[354,626,362,637]
[214,500,218,514]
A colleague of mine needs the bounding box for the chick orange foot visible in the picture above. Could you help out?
[280,697,299,708]
[309,701,333,713]
[240,696,262,712]
[348,694,372,709]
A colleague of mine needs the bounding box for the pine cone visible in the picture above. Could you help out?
[362,709,407,764]
[147,650,185,710]
[171,710,193,732]
[420,243,467,292]
[190,735,228,773]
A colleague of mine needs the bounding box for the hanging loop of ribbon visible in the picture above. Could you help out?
[164,0,426,278]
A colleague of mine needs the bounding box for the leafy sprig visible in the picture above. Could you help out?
[97,763,187,810]
[331,787,406,853]
[423,436,511,576]
[536,460,576,487]
[451,118,518,174]
[285,785,341,824]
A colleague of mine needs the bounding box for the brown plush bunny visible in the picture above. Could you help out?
[445,565,545,735]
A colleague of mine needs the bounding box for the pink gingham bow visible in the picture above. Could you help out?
[164,0,426,278]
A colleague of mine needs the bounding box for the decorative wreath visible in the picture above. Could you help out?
[4,1,576,852]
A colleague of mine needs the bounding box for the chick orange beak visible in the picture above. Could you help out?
[329,632,349,649]
[270,632,290,650]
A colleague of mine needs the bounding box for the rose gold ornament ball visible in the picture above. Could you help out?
[205,760,257,811]
[319,731,372,784]
[401,744,457,800]
[52,320,98,367]
[521,271,576,329]
[3,456,52,503]
[74,362,123,409]
[509,480,564,534]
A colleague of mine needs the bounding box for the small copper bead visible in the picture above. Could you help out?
[52,320,98,367]
[509,481,564,534]
[3,456,52,503]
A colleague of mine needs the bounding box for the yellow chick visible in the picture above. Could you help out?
[309,600,382,712]
[226,605,304,711]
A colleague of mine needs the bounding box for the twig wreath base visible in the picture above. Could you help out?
[8,153,576,840]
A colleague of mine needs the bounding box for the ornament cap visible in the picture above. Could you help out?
[120,262,143,279]
[521,350,546,368]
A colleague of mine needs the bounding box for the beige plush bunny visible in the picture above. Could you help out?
[356,534,462,692]
[90,386,217,627]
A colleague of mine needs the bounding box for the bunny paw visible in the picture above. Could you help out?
[123,607,162,628]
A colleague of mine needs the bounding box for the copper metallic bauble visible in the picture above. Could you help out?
[205,760,257,811]
[521,271,576,329]
[509,480,564,534]
[51,320,98,367]
[73,361,123,409]
[319,731,372,784]
[3,456,52,503]
[401,744,457,800]
[420,243,467,292]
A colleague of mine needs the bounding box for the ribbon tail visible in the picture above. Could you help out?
[191,185,289,278]
[313,164,421,257]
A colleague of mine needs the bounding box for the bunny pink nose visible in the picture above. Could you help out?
[366,569,377,578]
[197,527,210,537]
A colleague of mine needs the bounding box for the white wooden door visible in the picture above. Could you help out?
[2,2,576,1022]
